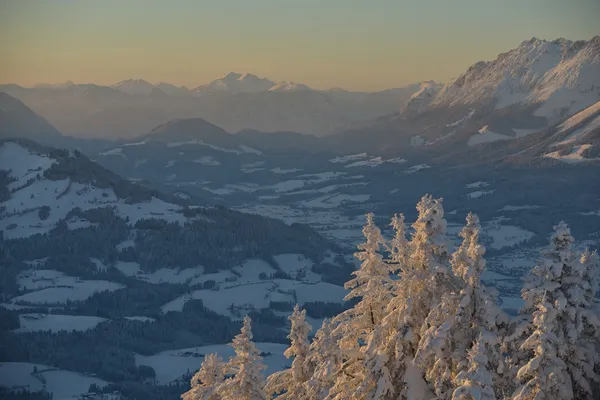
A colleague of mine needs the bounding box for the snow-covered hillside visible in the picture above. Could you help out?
[431,36,600,121]
[0,141,186,239]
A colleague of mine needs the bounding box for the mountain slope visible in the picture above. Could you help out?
[0,139,336,268]
[431,36,600,120]
[0,92,63,143]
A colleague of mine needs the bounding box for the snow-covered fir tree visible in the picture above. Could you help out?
[182,353,225,400]
[415,212,508,398]
[215,316,267,400]
[512,222,600,399]
[264,305,312,399]
[347,195,449,399]
[177,196,600,400]
[388,213,410,272]
[512,301,574,400]
[451,335,496,400]
[303,319,342,400]
[328,212,393,399]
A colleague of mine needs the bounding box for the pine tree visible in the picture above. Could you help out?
[512,222,600,399]
[304,319,341,400]
[216,316,267,400]
[512,302,574,400]
[452,335,496,400]
[328,213,392,399]
[415,213,507,397]
[182,353,225,400]
[353,195,449,399]
[264,305,312,399]
[388,213,409,272]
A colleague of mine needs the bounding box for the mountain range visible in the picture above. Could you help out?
[0,74,431,138]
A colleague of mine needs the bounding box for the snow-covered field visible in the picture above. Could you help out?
[136,342,289,385]
[0,362,109,399]
[10,269,123,305]
[161,279,347,316]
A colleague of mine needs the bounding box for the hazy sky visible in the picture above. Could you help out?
[1,0,598,91]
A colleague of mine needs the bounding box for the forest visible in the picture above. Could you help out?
[181,194,600,400]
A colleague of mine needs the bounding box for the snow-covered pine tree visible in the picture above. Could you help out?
[264,305,312,399]
[388,213,410,273]
[215,316,267,400]
[512,222,600,399]
[415,212,508,397]
[328,212,393,399]
[304,319,342,400]
[182,353,225,400]
[512,302,574,400]
[348,195,449,399]
[451,335,496,400]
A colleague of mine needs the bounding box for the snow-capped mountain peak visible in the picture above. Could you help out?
[269,81,313,92]
[430,36,600,122]
[194,72,276,94]
[111,78,157,96]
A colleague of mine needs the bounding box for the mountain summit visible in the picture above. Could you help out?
[430,36,600,120]
[194,72,276,94]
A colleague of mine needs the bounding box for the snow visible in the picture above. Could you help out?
[239,144,262,155]
[116,239,135,251]
[468,126,512,146]
[0,142,56,184]
[432,37,600,121]
[344,157,405,168]
[500,205,543,211]
[404,164,430,174]
[16,314,107,333]
[125,316,156,323]
[0,148,186,239]
[580,209,600,217]
[11,281,123,305]
[270,167,303,174]
[466,190,495,199]
[0,362,108,399]
[273,254,317,281]
[484,224,535,250]
[65,216,95,230]
[543,144,594,163]
[346,157,384,168]
[161,280,347,316]
[410,135,426,147]
[165,140,260,155]
[555,100,600,133]
[328,153,367,164]
[135,343,289,385]
[98,148,126,158]
[193,156,220,166]
[114,261,206,284]
[300,193,370,209]
[553,113,600,147]
[465,181,489,189]
[446,108,476,127]
[90,258,108,272]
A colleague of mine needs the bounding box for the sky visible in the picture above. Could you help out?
[1,0,598,91]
